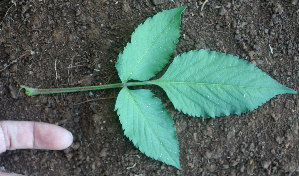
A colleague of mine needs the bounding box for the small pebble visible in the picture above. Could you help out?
[9,85,18,99]
[100,148,108,157]
[292,0,298,5]
[262,161,272,169]
[220,7,227,16]
[264,29,269,34]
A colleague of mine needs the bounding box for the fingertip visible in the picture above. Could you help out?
[33,122,73,150]
[0,122,7,154]
[0,121,74,152]
[51,127,73,150]
[60,129,73,150]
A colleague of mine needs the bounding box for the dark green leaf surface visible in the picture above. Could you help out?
[116,7,186,83]
[115,88,180,168]
[154,49,297,118]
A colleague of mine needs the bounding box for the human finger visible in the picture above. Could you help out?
[0,121,73,153]
[0,172,24,176]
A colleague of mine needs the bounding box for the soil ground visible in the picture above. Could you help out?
[0,0,298,175]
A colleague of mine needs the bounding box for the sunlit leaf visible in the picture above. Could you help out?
[115,88,180,168]
[154,49,297,117]
[116,7,186,82]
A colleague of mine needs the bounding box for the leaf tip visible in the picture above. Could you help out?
[288,89,297,94]
[279,84,297,94]
[175,6,187,17]
[173,159,181,169]
[180,6,187,11]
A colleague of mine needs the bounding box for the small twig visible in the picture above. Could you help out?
[201,0,209,11]
[130,154,140,158]
[269,44,273,54]
[0,59,17,72]
[67,54,78,85]
[55,119,69,126]
[67,64,86,69]
[61,96,116,106]
[0,0,16,27]
[55,59,58,80]
[126,163,136,170]
[0,53,26,72]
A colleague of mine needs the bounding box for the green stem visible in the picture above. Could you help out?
[20,81,158,96]
[20,83,124,96]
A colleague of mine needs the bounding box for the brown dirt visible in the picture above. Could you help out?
[0,0,298,175]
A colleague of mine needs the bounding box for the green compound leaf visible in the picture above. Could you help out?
[154,49,297,118]
[116,7,186,83]
[115,88,180,168]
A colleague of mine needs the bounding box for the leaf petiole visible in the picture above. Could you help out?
[20,81,160,96]
[20,83,124,96]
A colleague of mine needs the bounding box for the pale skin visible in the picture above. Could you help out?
[0,121,73,176]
